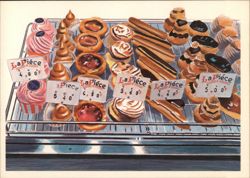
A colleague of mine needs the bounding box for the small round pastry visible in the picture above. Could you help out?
[75,33,103,53]
[110,62,142,88]
[75,53,106,76]
[223,39,240,64]
[105,41,133,63]
[58,33,76,52]
[49,63,71,81]
[17,80,47,114]
[194,96,222,126]
[178,41,201,70]
[54,42,73,63]
[219,93,240,119]
[56,21,69,40]
[164,7,186,32]
[192,35,219,54]
[26,31,53,57]
[108,98,145,122]
[231,59,240,75]
[51,104,71,122]
[205,53,231,73]
[74,100,107,131]
[167,19,189,45]
[215,26,238,50]
[31,18,56,39]
[189,20,209,36]
[79,17,108,38]
[210,15,233,34]
[63,10,75,27]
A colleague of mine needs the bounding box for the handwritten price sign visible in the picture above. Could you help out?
[46,80,81,105]
[77,76,109,103]
[113,74,150,101]
[150,79,186,100]
[195,73,236,98]
[8,57,48,82]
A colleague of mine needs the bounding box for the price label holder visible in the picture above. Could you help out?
[77,76,109,103]
[8,57,48,82]
[195,73,236,98]
[46,80,81,105]
[113,74,150,101]
[150,79,186,100]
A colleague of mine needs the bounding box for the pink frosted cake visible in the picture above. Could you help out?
[17,80,47,114]
[31,18,56,39]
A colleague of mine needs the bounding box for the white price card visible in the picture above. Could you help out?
[195,73,236,98]
[150,79,186,100]
[77,76,109,103]
[8,57,48,82]
[113,74,150,101]
[46,80,81,105]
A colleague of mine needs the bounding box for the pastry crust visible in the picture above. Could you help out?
[189,28,209,37]
[75,33,103,53]
[79,17,108,38]
[184,83,205,104]
[72,73,100,81]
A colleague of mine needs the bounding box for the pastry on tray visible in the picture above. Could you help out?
[223,38,240,64]
[164,7,186,32]
[63,10,75,28]
[231,59,240,75]
[74,100,107,131]
[54,41,74,63]
[58,33,76,52]
[75,53,106,76]
[191,35,219,54]
[108,98,145,122]
[189,20,209,36]
[194,96,222,126]
[72,73,100,82]
[56,20,69,40]
[17,80,47,114]
[51,104,72,122]
[215,26,238,50]
[205,53,231,73]
[31,18,55,39]
[49,63,71,81]
[80,17,108,38]
[210,15,233,34]
[219,93,240,119]
[75,33,103,53]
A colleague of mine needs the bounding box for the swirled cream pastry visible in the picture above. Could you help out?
[49,63,70,81]
[63,10,75,27]
[108,98,145,122]
[31,18,55,39]
[54,42,73,63]
[194,96,222,126]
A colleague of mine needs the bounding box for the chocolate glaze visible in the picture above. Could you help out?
[219,93,240,113]
[180,55,192,64]
[189,46,201,54]
[189,82,196,94]
[168,99,185,108]
[205,53,231,72]
[192,35,218,48]
[36,31,45,37]
[27,80,40,91]
[190,20,208,32]
[176,19,188,26]
[169,31,188,38]
[140,68,158,81]
[35,18,44,23]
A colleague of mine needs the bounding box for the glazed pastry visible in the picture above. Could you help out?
[17,80,47,114]
[75,53,106,76]
[128,17,168,40]
[108,98,145,122]
[179,54,208,84]
[223,39,240,64]
[178,41,202,70]
[146,99,189,129]
[58,33,76,52]
[210,15,233,34]
[164,7,186,32]
[194,96,222,126]
[189,20,209,36]
[192,35,219,54]
[166,19,189,45]
[31,18,55,39]
[205,53,231,73]
[49,63,70,81]
[219,93,240,119]
[132,33,175,63]
[105,41,133,63]
[80,17,108,38]
[54,42,73,63]
[215,26,238,50]
[110,62,141,88]
[231,59,240,75]
[75,33,103,53]
[56,21,69,40]
[74,100,107,131]
[26,31,53,57]
[63,10,75,27]
[51,104,71,122]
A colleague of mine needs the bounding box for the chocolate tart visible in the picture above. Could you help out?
[75,33,103,53]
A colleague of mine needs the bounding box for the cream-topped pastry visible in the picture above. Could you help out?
[31,18,55,39]
[111,24,134,41]
[109,41,133,62]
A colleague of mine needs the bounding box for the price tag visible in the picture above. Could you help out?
[77,76,109,103]
[113,74,150,101]
[8,57,48,82]
[150,79,186,100]
[46,80,81,105]
[195,73,236,98]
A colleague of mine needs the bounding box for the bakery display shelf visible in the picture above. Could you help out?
[6,19,240,156]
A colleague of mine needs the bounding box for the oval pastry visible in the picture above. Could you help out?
[205,53,231,73]
[189,20,209,36]
[75,33,103,53]
[192,35,219,54]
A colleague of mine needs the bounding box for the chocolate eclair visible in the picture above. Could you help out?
[189,20,209,36]
[75,33,103,53]
[205,53,231,73]
[54,42,73,63]
[194,96,222,126]
[192,35,218,54]
[219,93,240,119]
[51,104,71,122]
[49,63,70,81]
[63,10,75,27]
[167,19,189,45]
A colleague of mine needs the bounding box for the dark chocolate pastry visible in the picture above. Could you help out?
[205,53,231,73]
[190,20,208,32]
[192,35,218,48]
